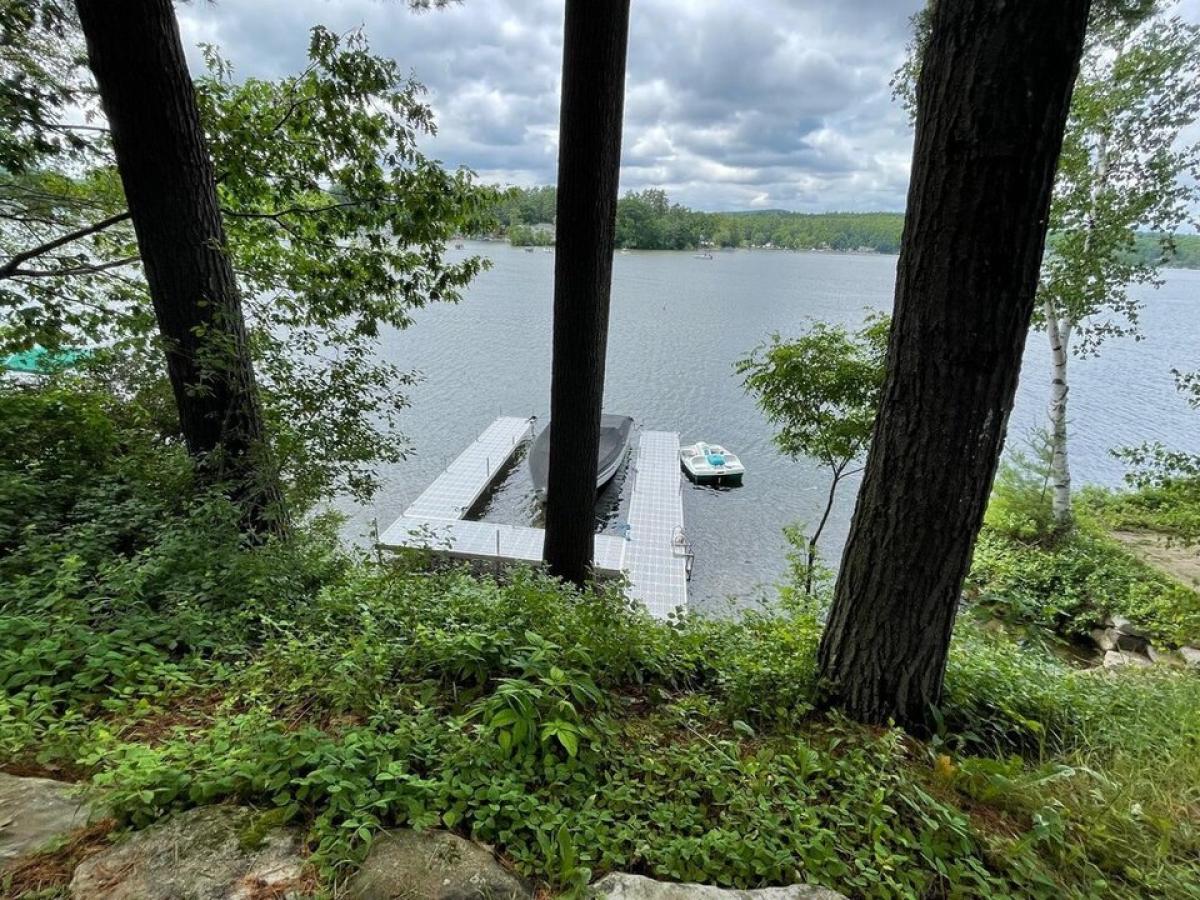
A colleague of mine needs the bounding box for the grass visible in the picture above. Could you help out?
[2,382,1200,898]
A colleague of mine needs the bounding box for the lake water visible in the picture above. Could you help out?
[342,242,1200,614]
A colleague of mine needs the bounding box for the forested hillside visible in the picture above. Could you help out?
[495,186,1200,265]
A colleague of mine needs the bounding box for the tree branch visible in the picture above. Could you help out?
[0,210,132,279]
[7,254,140,278]
[220,198,372,220]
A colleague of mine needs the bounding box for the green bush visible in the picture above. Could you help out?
[969,526,1200,647]
[1081,481,1200,544]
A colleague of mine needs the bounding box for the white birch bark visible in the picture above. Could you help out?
[1046,298,1073,524]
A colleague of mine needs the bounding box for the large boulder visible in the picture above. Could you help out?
[591,873,846,900]
[1090,628,1118,652]
[1104,616,1151,653]
[1180,646,1200,668]
[1102,650,1152,669]
[345,829,531,900]
[69,805,306,899]
[0,772,92,861]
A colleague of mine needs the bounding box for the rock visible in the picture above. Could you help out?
[70,805,306,899]
[1116,632,1151,653]
[1090,628,1118,651]
[1102,650,1152,669]
[1145,643,1161,664]
[1105,615,1145,638]
[0,772,92,861]
[345,829,531,900]
[591,873,846,900]
[1179,646,1200,668]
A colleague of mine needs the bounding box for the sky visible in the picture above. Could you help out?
[177,0,1200,215]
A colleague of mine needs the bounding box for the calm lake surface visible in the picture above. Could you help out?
[342,242,1200,614]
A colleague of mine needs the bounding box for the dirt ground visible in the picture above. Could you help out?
[1111,530,1200,590]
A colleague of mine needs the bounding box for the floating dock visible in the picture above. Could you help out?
[624,431,691,618]
[402,416,535,519]
[378,417,690,617]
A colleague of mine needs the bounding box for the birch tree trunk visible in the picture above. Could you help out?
[816,0,1091,732]
[1046,300,1073,525]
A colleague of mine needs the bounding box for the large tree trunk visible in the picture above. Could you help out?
[76,0,284,532]
[543,0,630,586]
[816,0,1091,732]
[1046,302,1073,525]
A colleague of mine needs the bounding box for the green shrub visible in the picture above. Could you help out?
[969,526,1200,646]
[983,435,1062,544]
[1081,481,1200,543]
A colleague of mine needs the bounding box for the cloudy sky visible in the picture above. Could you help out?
[177,0,1200,214]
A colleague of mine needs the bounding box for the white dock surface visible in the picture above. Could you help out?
[378,516,626,576]
[624,431,689,617]
[379,418,688,618]
[404,416,534,519]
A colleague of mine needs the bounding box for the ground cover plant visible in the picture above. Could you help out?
[3,380,1200,899]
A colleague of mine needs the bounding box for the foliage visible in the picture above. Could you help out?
[5,383,1200,898]
[737,315,888,592]
[497,183,1200,266]
[0,0,87,174]
[972,437,1200,647]
[613,189,710,250]
[494,186,905,253]
[1038,4,1200,354]
[984,432,1062,544]
[1,22,499,508]
[1082,480,1200,544]
[738,317,888,466]
[506,222,554,247]
[970,525,1200,647]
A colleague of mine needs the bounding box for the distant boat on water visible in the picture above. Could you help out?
[693,252,714,260]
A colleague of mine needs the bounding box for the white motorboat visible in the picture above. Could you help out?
[679,442,744,486]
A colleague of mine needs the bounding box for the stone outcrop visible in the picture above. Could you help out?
[1102,649,1152,669]
[0,772,92,861]
[69,805,306,899]
[591,873,847,900]
[345,829,531,900]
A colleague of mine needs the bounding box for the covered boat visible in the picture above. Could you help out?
[680,442,744,486]
[529,414,634,498]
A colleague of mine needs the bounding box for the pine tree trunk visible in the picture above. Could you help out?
[1046,303,1073,525]
[76,0,284,532]
[816,0,1091,732]
[543,0,630,586]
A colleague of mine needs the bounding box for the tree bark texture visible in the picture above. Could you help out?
[817,0,1091,731]
[76,0,284,531]
[543,0,631,586]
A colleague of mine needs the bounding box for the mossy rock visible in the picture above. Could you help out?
[69,805,307,899]
[345,829,531,900]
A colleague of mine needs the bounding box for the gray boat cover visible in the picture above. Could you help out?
[529,414,634,495]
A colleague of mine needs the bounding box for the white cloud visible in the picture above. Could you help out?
[177,0,1200,214]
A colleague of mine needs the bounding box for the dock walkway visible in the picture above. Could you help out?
[378,418,688,617]
[624,431,690,617]
[403,416,534,519]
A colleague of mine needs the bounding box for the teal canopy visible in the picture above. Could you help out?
[2,346,92,374]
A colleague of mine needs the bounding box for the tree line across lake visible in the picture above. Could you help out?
[496,185,1200,266]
